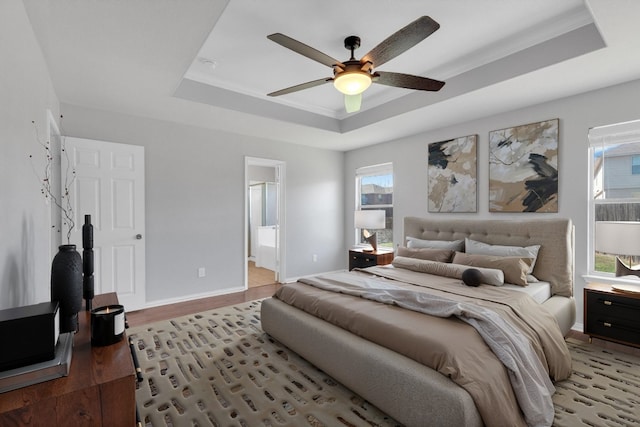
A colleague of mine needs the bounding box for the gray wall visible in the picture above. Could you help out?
[344,77,640,327]
[4,0,640,329]
[59,104,344,304]
[1,0,344,310]
[0,0,60,309]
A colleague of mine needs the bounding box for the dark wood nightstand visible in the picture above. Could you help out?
[584,283,640,348]
[348,248,394,271]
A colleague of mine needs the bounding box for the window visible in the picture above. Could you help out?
[589,120,640,276]
[355,163,393,248]
[633,155,640,175]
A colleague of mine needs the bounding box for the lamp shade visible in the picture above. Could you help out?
[334,72,372,95]
[595,221,640,256]
[354,210,385,229]
[344,94,362,113]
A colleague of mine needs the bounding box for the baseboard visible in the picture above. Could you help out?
[138,286,246,311]
[572,322,584,333]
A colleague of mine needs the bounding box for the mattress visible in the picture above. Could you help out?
[502,280,552,304]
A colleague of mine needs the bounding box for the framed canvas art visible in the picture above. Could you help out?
[428,135,477,212]
[489,119,558,212]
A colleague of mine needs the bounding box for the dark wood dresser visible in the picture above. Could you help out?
[584,283,640,348]
[0,293,136,426]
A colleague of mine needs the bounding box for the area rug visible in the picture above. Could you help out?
[128,299,640,427]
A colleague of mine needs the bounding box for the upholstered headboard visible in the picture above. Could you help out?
[403,217,575,297]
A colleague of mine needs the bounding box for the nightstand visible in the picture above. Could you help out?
[348,248,394,271]
[584,283,640,348]
[0,293,136,425]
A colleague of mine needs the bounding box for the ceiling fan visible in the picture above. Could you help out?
[267,16,445,113]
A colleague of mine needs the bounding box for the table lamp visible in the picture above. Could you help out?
[354,210,385,252]
[595,221,640,291]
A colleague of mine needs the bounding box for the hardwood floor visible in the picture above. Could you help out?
[248,260,276,288]
[126,283,281,327]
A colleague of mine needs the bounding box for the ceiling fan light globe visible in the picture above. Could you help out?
[344,94,362,113]
[333,72,372,95]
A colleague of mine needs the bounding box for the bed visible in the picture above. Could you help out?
[261,217,575,426]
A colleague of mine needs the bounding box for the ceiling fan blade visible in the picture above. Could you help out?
[375,71,445,91]
[362,16,439,68]
[267,77,332,97]
[268,33,344,68]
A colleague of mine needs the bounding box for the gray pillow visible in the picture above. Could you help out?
[406,237,464,251]
[464,238,540,274]
[396,246,454,263]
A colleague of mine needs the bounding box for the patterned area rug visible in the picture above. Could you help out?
[128,300,640,427]
[554,338,640,426]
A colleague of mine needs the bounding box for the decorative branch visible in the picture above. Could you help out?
[29,116,76,243]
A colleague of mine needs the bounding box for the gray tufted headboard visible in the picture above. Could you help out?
[403,217,575,297]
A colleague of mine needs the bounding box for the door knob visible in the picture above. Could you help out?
[136,234,143,240]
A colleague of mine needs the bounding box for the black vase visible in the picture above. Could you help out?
[51,244,83,333]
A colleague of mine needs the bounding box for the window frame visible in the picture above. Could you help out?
[588,119,640,281]
[355,162,393,247]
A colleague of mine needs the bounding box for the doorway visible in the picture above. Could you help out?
[245,157,285,288]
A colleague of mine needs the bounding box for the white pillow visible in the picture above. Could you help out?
[464,238,540,274]
[406,237,464,251]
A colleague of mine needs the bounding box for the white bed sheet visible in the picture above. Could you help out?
[501,281,551,304]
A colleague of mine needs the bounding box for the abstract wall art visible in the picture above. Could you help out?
[428,135,477,213]
[489,119,559,212]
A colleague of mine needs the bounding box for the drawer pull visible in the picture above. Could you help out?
[604,322,612,327]
[604,300,612,305]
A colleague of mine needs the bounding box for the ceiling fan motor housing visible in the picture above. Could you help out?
[344,35,361,52]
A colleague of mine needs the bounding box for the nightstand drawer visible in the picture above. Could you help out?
[350,252,377,269]
[348,249,394,271]
[585,316,640,345]
[586,291,640,320]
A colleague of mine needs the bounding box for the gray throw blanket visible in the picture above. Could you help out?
[300,273,556,427]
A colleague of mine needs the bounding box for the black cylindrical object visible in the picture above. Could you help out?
[83,249,94,274]
[82,214,95,311]
[83,273,94,300]
[82,214,93,249]
[91,305,125,346]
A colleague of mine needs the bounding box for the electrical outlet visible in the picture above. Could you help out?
[312,254,318,262]
[198,267,206,278]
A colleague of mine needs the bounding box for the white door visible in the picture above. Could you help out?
[63,137,146,311]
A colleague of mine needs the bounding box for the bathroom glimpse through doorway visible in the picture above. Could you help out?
[245,157,285,289]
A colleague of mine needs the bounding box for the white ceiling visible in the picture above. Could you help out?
[22,0,640,151]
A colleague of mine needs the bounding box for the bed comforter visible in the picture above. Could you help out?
[273,265,572,427]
